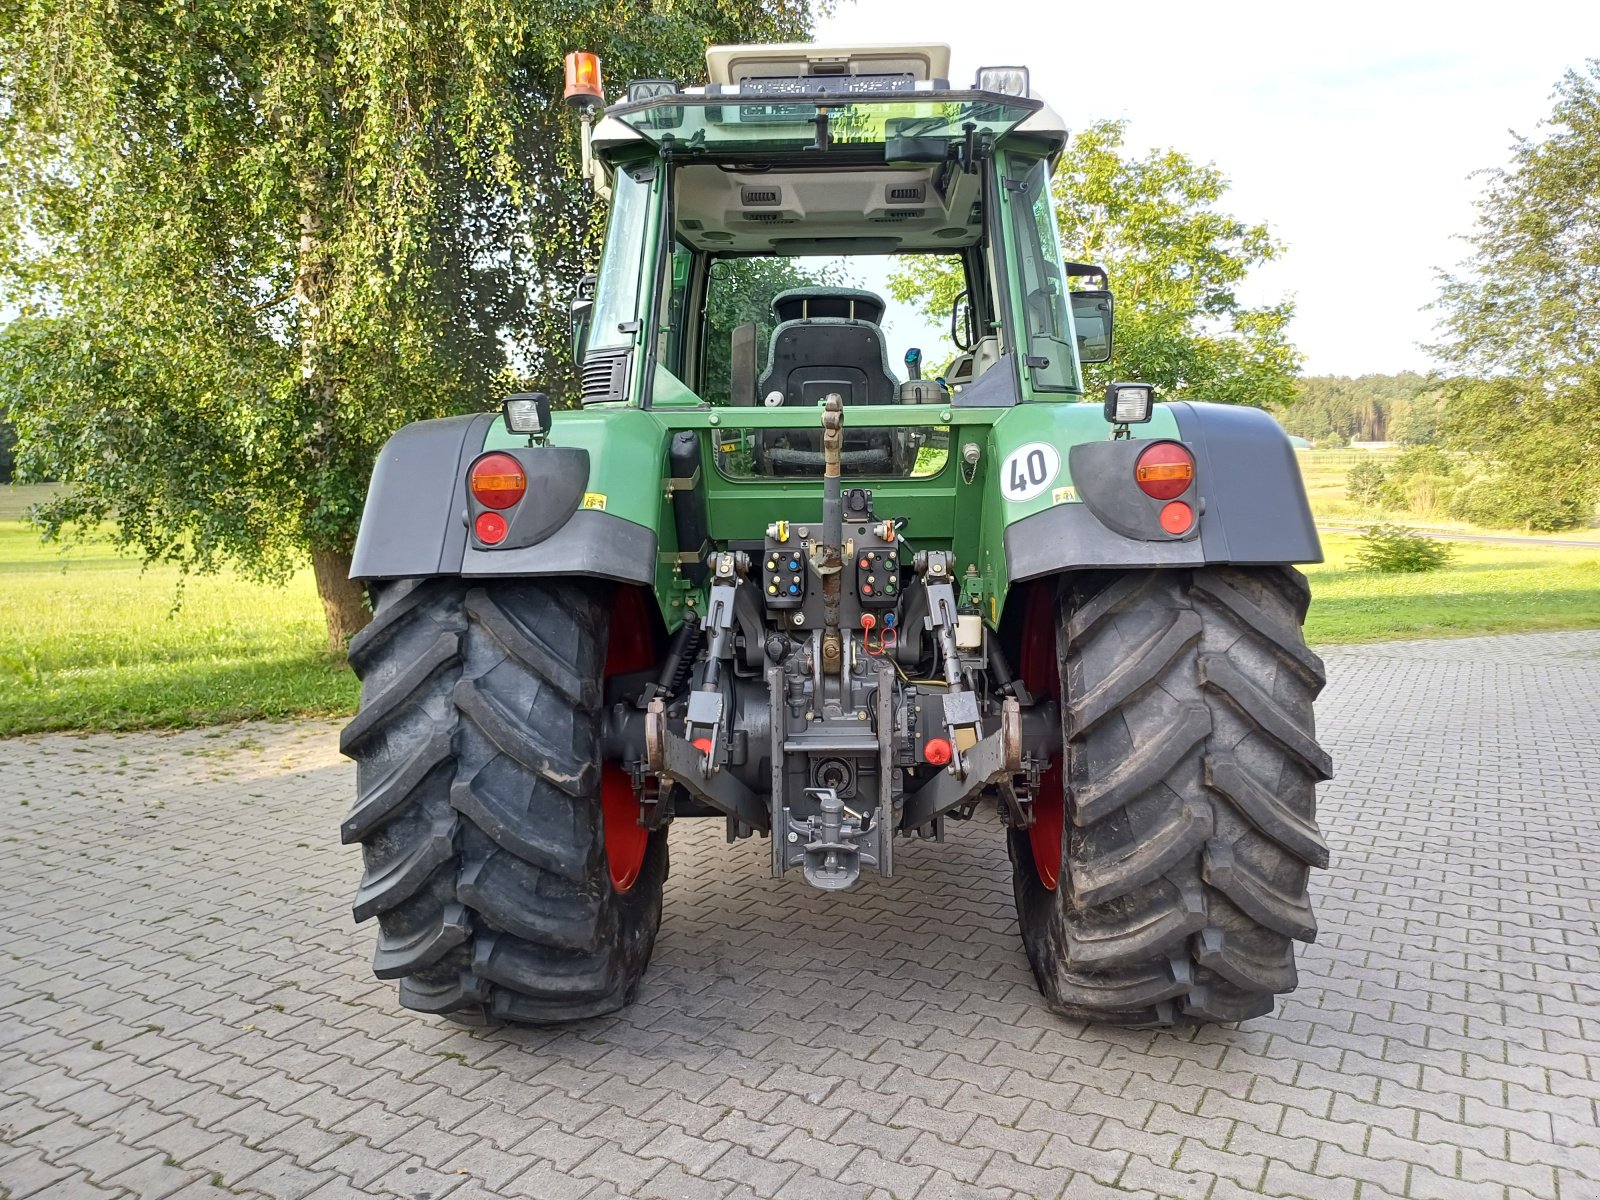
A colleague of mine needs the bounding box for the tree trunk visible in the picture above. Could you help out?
[312,547,371,654]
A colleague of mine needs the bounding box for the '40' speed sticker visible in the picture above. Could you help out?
[1000,442,1060,502]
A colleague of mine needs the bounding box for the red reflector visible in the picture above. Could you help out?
[924,738,953,766]
[1160,500,1194,535]
[692,737,713,757]
[474,511,508,544]
[469,452,527,510]
[1134,442,1195,500]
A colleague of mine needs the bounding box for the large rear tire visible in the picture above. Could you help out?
[1010,566,1331,1027]
[340,577,666,1024]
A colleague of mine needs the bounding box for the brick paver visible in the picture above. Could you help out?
[3,630,1598,1199]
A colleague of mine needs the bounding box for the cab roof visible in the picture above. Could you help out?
[704,43,952,87]
[591,42,1068,163]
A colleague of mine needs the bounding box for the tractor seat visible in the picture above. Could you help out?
[756,287,900,408]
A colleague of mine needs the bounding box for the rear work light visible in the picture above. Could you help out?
[469,453,527,510]
[1134,443,1195,500]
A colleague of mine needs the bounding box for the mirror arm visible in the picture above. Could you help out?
[1064,261,1109,290]
[949,289,973,353]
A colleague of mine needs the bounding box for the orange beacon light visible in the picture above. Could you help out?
[564,52,605,109]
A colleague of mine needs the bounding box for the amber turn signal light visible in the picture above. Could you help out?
[1134,442,1195,500]
[468,452,527,510]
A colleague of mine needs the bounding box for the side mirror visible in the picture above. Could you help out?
[950,290,976,352]
[1064,262,1112,365]
[1070,290,1113,364]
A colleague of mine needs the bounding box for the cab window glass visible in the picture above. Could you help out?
[1004,154,1077,393]
[587,166,654,353]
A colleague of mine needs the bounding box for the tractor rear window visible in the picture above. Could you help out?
[700,253,963,406]
[711,424,950,480]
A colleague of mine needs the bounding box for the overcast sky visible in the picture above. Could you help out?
[816,0,1600,377]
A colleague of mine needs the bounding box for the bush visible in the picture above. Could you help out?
[1446,469,1592,532]
[1374,446,1459,517]
[1345,459,1387,506]
[0,418,14,484]
[1353,524,1458,573]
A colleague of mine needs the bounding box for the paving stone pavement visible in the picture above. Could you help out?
[2,630,1599,1200]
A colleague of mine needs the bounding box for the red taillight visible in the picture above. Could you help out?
[1134,443,1195,500]
[923,738,953,766]
[469,453,526,510]
[1160,500,1194,535]
[474,511,508,544]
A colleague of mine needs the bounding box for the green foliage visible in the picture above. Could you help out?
[1281,372,1445,445]
[1426,60,1600,533]
[1344,459,1387,506]
[888,118,1299,405]
[885,257,966,345]
[1388,388,1452,446]
[1431,60,1600,381]
[1352,524,1458,574]
[0,1,817,595]
[1435,375,1600,531]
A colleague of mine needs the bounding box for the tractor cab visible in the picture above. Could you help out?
[568,42,1104,460]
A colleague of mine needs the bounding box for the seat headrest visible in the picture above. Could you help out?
[772,287,887,325]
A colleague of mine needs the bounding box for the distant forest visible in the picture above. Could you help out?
[1278,372,1450,446]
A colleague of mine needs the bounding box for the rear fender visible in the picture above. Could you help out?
[997,400,1320,586]
[349,414,659,587]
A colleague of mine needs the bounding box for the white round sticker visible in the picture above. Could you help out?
[1000,442,1060,502]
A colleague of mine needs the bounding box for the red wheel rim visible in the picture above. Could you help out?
[601,587,655,894]
[601,763,649,893]
[1019,582,1065,891]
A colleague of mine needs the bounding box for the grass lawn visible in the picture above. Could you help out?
[0,485,357,736]
[3,481,1597,736]
[1302,533,1600,643]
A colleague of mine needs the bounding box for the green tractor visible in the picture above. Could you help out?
[340,42,1331,1028]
